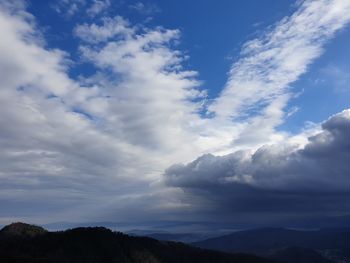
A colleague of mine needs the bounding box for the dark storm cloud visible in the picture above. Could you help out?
[164,110,350,222]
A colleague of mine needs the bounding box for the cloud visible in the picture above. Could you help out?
[53,0,110,18]
[86,0,110,17]
[0,1,147,222]
[161,0,350,223]
[53,0,86,17]
[75,17,207,152]
[0,1,205,223]
[211,0,350,119]
[1,0,350,226]
[208,0,350,148]
[164,110,350,223]
[74,16,134,43]
[166,109,350,192]
[129,2,160,15]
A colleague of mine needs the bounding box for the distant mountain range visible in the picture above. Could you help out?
[126,229,224,243]
[0,222,276,263]
[193,227,350,263]
[33,214,350,233]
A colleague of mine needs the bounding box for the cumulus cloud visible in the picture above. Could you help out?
[164,110,350,222]
[166,109,350,191]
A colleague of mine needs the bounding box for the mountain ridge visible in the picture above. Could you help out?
[0,222,277,263]
[0,222,47,237]
[193,227,350,263]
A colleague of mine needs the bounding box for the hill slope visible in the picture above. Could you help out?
[0,223,276,263]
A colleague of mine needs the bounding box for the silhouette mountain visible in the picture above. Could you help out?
[0,223,277,263]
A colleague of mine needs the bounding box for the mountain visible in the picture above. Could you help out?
[0,223,277,263]
[0,222,47,237]
[193,228,350,263]
[141,232,207,243]
[126,229,220,243]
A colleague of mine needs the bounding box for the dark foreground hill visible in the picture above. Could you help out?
[0,223,276,263]
[193,228,350,263]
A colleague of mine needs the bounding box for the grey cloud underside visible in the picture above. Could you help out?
[165,110,350,218]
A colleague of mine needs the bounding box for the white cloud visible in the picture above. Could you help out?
[75,16,216,166]
[0,1,144,222]
[0,1,207,223]
[208,0,350,148]
[74,16,134,43]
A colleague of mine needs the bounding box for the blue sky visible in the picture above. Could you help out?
[1,0,350,228]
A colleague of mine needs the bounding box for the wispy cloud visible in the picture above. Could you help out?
[208,0,350,147]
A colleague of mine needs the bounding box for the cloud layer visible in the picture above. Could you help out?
[0,0,350,225]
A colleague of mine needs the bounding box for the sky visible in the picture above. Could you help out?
[0,0,350,229]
